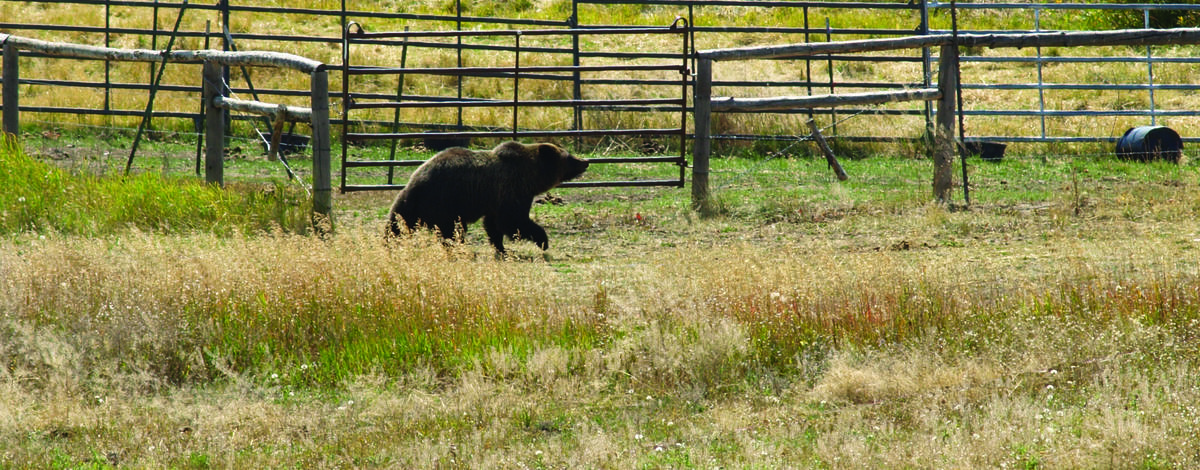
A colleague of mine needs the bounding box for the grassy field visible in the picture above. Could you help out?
[4,130,1200,467]
[5,2,1200,467]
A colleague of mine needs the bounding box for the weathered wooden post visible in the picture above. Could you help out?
[692,57,713,214]
[2,41,18,137]
[933,44,958,203]
[309,68,333,230]
[202,60,224,186]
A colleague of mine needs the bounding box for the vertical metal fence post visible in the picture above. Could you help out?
[825,18,836,137]
[1035,8,1046,140]
[513,32,520,140]
[219,0,231,137]
[202,60,224,186]
[571,0,582,147]
[920,0,932,134]
[455,0,464,130]
[951,0,968,206]
[310,68,334,229]
[692,57,713,213]
[687,4,695,74]
[340,21,351,194]
[2,41,18,137]
[1145,9,1156,126]
[150,0,159,91]
[679,22,689,186]
[387,28,410,185]
[803,7,811,98]
[104,0,111,114]
[195,21,210,176]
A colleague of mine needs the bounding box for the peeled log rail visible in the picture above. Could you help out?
[212,96,312,122]
[699,28,1200,61]
[959,28,1200,50]
[0,33,324,72]
[702,35,945,61]
[711,88,941,112]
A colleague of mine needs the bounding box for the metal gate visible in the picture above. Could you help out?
[339,20,691,192]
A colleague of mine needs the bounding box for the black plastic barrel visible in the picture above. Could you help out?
[1116,126,1182,163]
[964,140,1007,162]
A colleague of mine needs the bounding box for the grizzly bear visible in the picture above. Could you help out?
[387,141,589,253]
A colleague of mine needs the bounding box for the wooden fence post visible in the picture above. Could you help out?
[933,44,958,203]
[692,57,713,214]
[2,41,18,137]
[202,60,224,186]
[309,68,333,230]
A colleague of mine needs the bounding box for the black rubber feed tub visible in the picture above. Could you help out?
[1116,126,1182,163]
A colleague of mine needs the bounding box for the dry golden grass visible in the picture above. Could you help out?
[4,191,1200,466]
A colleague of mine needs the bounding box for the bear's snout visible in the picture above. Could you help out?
[563,157,589,181]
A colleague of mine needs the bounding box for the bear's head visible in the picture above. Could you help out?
[535,143,589,185]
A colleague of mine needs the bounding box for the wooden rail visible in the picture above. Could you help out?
[0,33,333,227]
[212,96,312,122]
[711,89,940,112]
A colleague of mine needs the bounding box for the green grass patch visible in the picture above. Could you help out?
[0,137,311,235]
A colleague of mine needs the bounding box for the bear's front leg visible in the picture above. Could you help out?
[514,218,549,250]
[482,216,507,254]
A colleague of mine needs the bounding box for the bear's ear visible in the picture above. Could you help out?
[537,143,564,161]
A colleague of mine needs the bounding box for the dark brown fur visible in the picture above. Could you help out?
[387,141,589,253]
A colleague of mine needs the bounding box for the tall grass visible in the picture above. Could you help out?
[4,214,1200,466]
[0,229,606,390]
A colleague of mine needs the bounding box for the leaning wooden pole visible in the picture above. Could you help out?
[933,44,959,203]
[2,41,18,137]
[807,119,848,181]
[310,68,333,231]
[691,57,713,214]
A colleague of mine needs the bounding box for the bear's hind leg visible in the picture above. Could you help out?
[387,198,419,238]
[386,212,405,238]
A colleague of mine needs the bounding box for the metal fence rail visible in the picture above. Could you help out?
[692,27,1200,209]
[339,22,691,192]
[0,0,570,128]
[927,1,1200,146]
[1,0,931,142]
